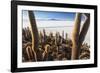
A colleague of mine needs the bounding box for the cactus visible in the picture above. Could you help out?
[71,13,81,60]
[79,14,90,49]
[28,11,41,61]
[71,13,90,60]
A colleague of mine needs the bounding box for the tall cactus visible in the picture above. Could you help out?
[79,14,90,47]
[71,13,90,60]
[28,11,41,61]
[78,14,90,57]
[71,13,81,60]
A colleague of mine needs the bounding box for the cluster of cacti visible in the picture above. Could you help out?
[22,27,90,62]
[79,43,90,59]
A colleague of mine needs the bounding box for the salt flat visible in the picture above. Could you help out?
[23,20,90,44]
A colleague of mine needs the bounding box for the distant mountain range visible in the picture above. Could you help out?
[36,18,67,21]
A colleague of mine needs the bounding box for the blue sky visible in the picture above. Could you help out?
[34,11,76,21]
[22,10,79,21]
